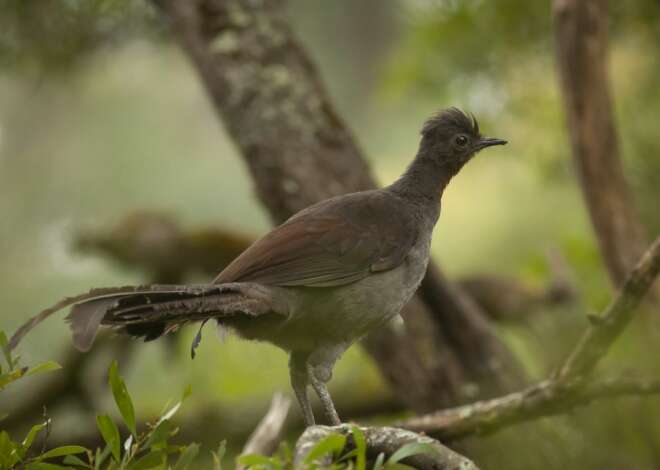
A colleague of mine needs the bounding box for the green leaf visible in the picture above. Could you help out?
[0,331,13,370]
[94,445,112,470]
[127,451,164,470]
[145,419,175,450]
[303,434,346,464]
[275,441,292,466]
[385,442,440,465]
[236,454,274,467]
[372,452,385,470]
[26,361,62,377]
[211,441,226,470]
[22,422,47,451]
[173,443,199,470]
[157,386,192,426]
[25,463,74,470]
[40,446,88,460]
[0,367,27,389]
[108,361,137,437]
[62,454,92,468]
[351,426,366,470]
[96,415,121,462]
[0,431,21,469]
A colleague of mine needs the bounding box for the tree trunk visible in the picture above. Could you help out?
[552,0,648,286]
[157,0,525,410]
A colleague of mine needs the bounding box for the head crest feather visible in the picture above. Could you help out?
[421,107,480,137]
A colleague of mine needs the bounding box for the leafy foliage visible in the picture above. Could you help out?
[238,426,441,470]
[0,331,62,392]
[1,334,438,469]
[0,335,209,470]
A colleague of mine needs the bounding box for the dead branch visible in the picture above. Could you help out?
[400,235,660,439]
[239,392,292,463]
[294,424,478,470]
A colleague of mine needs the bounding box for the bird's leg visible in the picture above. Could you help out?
[309,364,341,425]
[289,352,315,427]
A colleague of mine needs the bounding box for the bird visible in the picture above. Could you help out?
[9,107,506,427]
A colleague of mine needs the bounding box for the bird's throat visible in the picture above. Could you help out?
[388,152,458,210]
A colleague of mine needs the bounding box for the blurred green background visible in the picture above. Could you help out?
[1,0,660,468]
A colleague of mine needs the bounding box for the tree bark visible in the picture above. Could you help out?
[552,0,648,286]
[156,0,526,410]
[294,424,479,470]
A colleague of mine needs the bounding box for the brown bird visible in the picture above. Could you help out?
[10,108,506,426]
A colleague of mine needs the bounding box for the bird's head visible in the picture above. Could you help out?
[419,108,507,168]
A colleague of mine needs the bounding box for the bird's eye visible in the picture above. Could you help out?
[454,135,469,147]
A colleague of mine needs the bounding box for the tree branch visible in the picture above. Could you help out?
[558,235,660,379]
[239,392,291,466]
[401,375,660,441]
[553,0,648,286]
[400,235,660,439]
[294,424,479,470]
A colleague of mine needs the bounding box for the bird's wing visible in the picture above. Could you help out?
[214,190,418,287]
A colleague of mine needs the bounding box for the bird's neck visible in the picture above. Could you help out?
[388,150,459,212]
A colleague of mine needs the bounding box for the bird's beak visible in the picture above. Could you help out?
[476,136,507,151]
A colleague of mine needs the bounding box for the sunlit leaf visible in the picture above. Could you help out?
[96,415,121,462]
[385,442,439,465]
[108,361,137,437]
[22,422,47,451]
[26,361,62,377]
[40,445,88,460]
[351,426,366,470]
[372,452,385,470]
[303,434,346,464]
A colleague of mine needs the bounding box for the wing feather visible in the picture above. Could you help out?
[215,190,418,287]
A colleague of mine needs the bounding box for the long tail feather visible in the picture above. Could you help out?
[9,284,220,351]
[10,283,273,353]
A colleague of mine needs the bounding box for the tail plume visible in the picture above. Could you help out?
[10,283,271,353]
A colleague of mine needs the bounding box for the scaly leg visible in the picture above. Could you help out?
[310,364,341,425]
[289,352,315,426]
